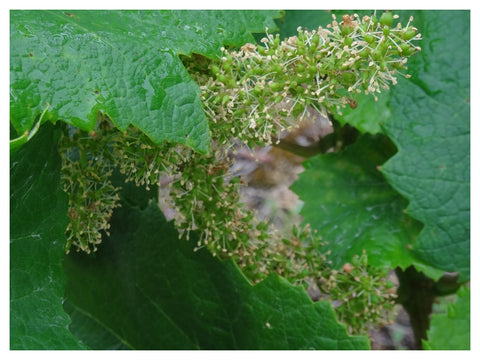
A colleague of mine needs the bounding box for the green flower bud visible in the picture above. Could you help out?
[402,27,417,41]
[274,34,281,46]
[233,109,244,117]
[272,64,283,74]
[269,82,282,92]
[344,36,354,46]
[400,43,415,56]
[371,49,383,61]
[358,47,370,58]
[382,25,390,36]
[364,34,375,44]
[217,74,227,84]
[379,11,393,27]
[341,71,356,83]
[378,41,389,54]
[341,25,354,36]
[211,65,220,75]
[221,95,230,105]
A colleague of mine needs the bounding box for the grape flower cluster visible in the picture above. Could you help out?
[59,11,419,334]
[198,11,420,148]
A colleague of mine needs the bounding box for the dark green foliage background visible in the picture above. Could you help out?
[10,124,86,349]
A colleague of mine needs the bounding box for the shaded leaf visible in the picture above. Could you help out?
[422,286,470,350]
[64,200,369,350]
[10,123,86,349]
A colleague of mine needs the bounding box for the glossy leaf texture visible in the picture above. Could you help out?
[10,123,86,349]
[422,286,470,350]
[63,199,369,350]
[380,11,470,281]
[291,134,436,273]
[10,10,281,153]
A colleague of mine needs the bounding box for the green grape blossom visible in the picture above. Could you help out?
[196,11,420,148]
[58,11,420,334]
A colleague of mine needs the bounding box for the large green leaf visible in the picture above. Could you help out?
[10,123,86,349]
[10,10,281,153]
[64,200,369,350]
[292,134,432,272]
[381,11,470,281]
[422,286,470,350]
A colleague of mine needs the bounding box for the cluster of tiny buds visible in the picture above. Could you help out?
[319,250,398,334]
[59,117,399,334]
[197,11,420,150]
[59,126,121,254]
[58,12,416,331]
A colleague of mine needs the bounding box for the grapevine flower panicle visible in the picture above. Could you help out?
[59,11,419,334]
[195,11,419,150]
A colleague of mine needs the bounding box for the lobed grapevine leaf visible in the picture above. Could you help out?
[380,11,470,281]
[292,134,437,273]
[10,10,281,153]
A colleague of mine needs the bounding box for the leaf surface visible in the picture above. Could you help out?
[292,134,429,271]
[10,123,86,349]
[10,10,281,152]
[422,286,470,350]
[381,11,470,281]
[64,199,369,350]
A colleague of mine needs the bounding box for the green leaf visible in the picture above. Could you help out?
[292,134,431,271]
[381,11,470,281]
[10,123,86,349]
[10,10,281,153]
[276,10,333,39]
[422,286,470,350]
[64,200,369,350]
[334,92,390,134]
